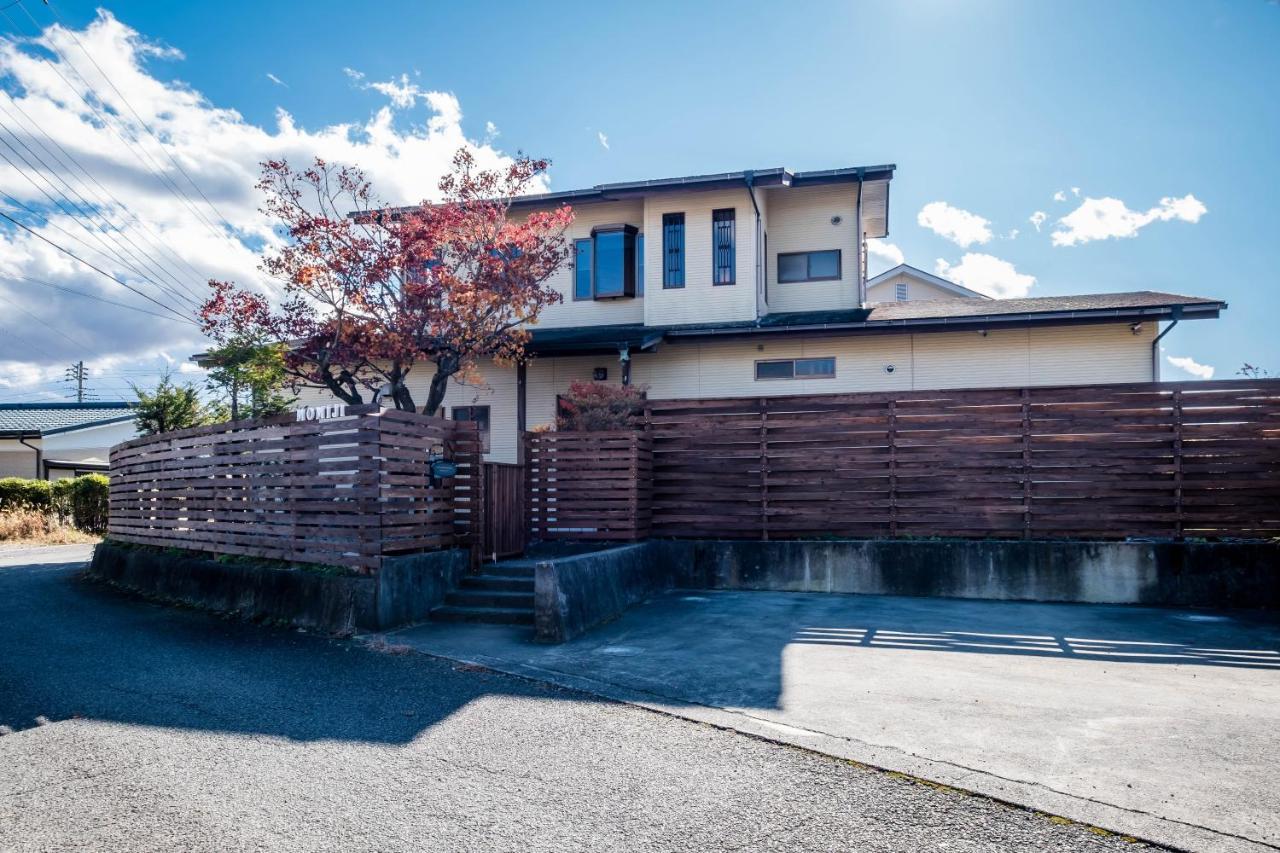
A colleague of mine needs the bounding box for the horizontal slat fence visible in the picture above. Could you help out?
[644,379,1280,541]
[525,431,652,541]
[109,406,480,573]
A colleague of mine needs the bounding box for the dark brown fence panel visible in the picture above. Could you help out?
[525,431,652,541]
[481,462,526,560]
[645,379,1280,542]
[108,406,478,573]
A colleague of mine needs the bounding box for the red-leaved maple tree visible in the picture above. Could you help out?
[200,149,572,415]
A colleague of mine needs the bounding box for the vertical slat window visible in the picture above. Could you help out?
[712,208,735,285]
[574,238,593,300]
[662,213,684,288]
[636,234,644,296]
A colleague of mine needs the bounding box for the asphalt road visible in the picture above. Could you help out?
[0,545,1152,852]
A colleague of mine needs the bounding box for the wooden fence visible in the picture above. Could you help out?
[642,379,1280,541]
[525,431,652,541]
[108,406,480,573]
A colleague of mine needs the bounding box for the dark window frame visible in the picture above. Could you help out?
[451,405,492,453]
[662,212,685,289]
[753,356,837,381]
[712,208,736,286]
[777,249,842,284]
[590,223,638,299]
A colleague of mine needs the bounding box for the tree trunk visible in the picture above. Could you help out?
[423,368,451,416]
[391,382,416,411]
[229,378,240,421]
[319,368,364,405]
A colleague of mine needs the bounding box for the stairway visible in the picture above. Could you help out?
[429,557,537,626]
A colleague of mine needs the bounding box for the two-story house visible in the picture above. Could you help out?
[290,163,1225,462]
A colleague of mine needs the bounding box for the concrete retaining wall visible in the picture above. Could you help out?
[88,542,469,632]
[675,539,1280,609]
[534,543,678,643]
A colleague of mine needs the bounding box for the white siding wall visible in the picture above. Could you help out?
[296,324,1156,463]
[531,199,646,330]
[0,441,38,478]
[643,188,759,327]
[762,184,858,314]
[867,272,975,303]
[41,419,139,464]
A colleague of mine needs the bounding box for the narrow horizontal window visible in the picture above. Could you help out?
[777,250,841,283]
[755,357,836,381]
[662,213,685,288]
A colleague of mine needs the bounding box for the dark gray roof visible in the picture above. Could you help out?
[528,291,1224,354]
[0,402,135,437]
[377,164,897,218]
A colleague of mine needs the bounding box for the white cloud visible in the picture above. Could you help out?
[1029,211,1048,232]
[1166,355,1215,380]
[1006,228,1019,240]
[1071,186,1080,197]
[916,201,992,248]
[484,120,499,140]
[865,239,904,275]
[266,72,287,88]
[0,11,545,399]
[934,253,1036,299]
[1051,194,1207,247]
[1053,190,1067,202]
[597,131,609,150]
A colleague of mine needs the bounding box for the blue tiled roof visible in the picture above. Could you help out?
[0,402,135,436]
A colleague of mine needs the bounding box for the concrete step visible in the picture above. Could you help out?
[429,605,534,625]
[459,575,535,593]
[445,589,534,610]
[483,561,538,578]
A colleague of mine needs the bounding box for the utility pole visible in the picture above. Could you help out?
[64,361,89,403]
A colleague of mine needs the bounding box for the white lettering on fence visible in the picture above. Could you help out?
[295,403,347,422]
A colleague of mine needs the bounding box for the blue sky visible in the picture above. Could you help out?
[1,0,1277,400]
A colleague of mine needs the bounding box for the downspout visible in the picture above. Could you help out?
[855,168,866,308]
[743,171,763,318]
[1150,305,1183,381]
[18,435,42,479]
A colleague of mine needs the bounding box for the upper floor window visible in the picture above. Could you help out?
[662,213,685,288]
[755,357,836,381]
[895,282,908,301]
[712,208,736,285]
[777,250,841,283]
[574,226,639,300]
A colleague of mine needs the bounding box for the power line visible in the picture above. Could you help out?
[0,206,202,325]
[0,289,93,352]
[0,191,199,321]
[0,89,214,289]
[0,3,238,254]
[4,272,196,324]
[0,129,202,311]
[38,0,241,238]
[0,102,208,303]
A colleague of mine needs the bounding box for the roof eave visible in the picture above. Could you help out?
[666,303,1224,342]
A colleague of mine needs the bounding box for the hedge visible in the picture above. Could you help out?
[0,474,109,534]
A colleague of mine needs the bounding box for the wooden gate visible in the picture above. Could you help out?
[480,462,525,561]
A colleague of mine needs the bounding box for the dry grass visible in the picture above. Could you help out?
[0,510,100,545]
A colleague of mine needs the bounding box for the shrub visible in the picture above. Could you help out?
[555,380,647,431]
[0,509,96,544]
[0,477,53,512]
[52,474,110,534]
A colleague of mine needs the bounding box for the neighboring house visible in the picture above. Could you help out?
[0,403,138,479]
[275,163,1224,463]
[866,263,990,302]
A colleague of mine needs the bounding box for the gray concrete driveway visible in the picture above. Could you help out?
[0,545,1150,852]
[397,588,1280,853]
